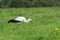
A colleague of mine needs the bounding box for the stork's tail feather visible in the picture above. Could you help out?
[8,21,10,23]
[8,19,14,23]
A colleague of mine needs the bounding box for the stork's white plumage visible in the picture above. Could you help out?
[8,16,32,24]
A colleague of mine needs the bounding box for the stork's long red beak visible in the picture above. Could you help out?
[30,21,33,25]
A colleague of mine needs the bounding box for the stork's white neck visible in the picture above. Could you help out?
[25,19,30,22]
[24,19,32,23]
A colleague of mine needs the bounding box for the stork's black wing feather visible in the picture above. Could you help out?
[8,19,21,23]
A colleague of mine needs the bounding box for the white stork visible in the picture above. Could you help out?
[8,16,32,24]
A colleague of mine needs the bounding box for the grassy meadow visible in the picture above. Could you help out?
[0,7,60,40]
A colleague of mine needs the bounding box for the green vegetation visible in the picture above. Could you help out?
[0,0,60,8]
[0,7,60,40]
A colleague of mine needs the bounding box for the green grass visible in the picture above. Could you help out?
[0,7,60,40]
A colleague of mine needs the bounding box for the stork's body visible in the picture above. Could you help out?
[8,16,32,24]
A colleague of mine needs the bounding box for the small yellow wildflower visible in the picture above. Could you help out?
[55,28,59,31]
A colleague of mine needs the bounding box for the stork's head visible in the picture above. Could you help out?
[27,18,33,24]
